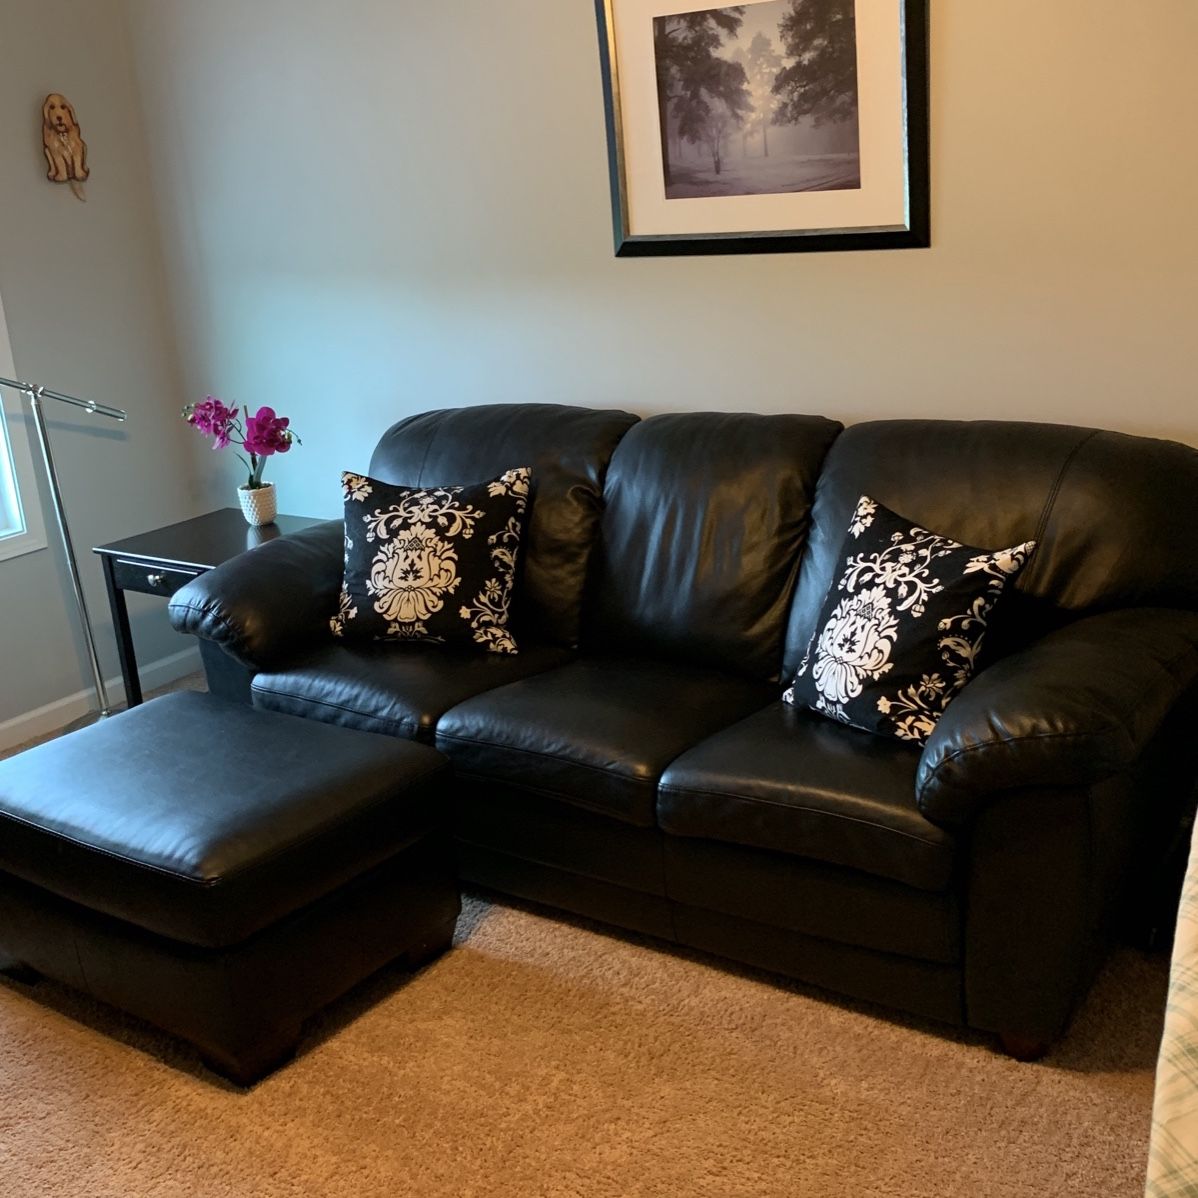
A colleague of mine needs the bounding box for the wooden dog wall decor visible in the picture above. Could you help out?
[42,93,89,201]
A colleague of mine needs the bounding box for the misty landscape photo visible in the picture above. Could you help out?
[653,0,860,200]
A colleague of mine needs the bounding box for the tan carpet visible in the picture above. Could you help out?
[0,679,1169,1197]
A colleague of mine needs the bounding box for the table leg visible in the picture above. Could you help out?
[100,555,142,707]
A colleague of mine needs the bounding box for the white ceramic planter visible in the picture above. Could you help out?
[238,482,278,527]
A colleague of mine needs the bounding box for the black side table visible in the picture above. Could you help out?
[94,508,323,706]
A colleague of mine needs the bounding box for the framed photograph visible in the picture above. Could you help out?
[594,0,929,255]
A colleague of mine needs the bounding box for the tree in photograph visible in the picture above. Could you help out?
[744,31,783,156]
[653,8,745,185]
[772,0,858,127]
[727,46,750,156]
[674,57,751,174]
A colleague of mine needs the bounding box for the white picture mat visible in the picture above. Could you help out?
[612,0,910,238]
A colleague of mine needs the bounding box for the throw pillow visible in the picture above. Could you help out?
[783,496,1036,743]
[331,467,531,654]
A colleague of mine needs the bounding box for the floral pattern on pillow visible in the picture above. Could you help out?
[783,495,1035,743]
[331,467,531,654]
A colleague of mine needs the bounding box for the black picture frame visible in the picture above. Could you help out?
[595,0,929,256]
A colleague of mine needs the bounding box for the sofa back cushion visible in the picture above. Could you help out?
[369,403,638,648]
[783,420,1198,678]
[586,412,842,681]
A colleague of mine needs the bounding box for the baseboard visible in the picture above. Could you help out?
[0,646,201,753]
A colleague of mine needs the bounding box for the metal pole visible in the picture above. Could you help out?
[27,387,115,718]
[0,375,126,421]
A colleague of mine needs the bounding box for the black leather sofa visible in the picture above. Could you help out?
[170,403,1198,1056]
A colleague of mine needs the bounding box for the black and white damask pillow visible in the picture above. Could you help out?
[783,496,1036,744]
[330,467,531,654]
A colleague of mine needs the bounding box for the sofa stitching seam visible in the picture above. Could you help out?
[251,684,418,737]
[415,423,441,488]
[1031,429,1098,549]
[436,730,656,788]
[656,783,948,850]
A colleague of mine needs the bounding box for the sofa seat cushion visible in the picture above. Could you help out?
[658,703,957,892]
[252,641,573,743]
[435,658,775,827]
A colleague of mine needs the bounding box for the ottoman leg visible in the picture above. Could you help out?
[997,1031,1051,1062]
[200,1020,303,1088]
[401,919,457,971]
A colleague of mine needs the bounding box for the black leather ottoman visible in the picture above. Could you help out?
[0,691,459,1085]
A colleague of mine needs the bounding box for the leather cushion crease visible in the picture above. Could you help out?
[253,640,573,744]
[586,411,842,681]
[659,702,956,893]
[436,657,775,827]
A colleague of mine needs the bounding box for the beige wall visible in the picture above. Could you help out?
[0,0,1192,725]
[123,0,1198,529]
[0,0,199,727]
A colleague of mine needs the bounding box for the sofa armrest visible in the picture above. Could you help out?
[916,608,1198,828]
[168,519,344,670]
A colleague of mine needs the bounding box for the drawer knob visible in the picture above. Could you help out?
[146,572,166,587]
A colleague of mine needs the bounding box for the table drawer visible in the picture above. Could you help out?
[110,559,203,597]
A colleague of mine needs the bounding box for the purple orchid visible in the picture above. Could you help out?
[185,396,238,449]
[243,407,293,458]
[181,396,300,489]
